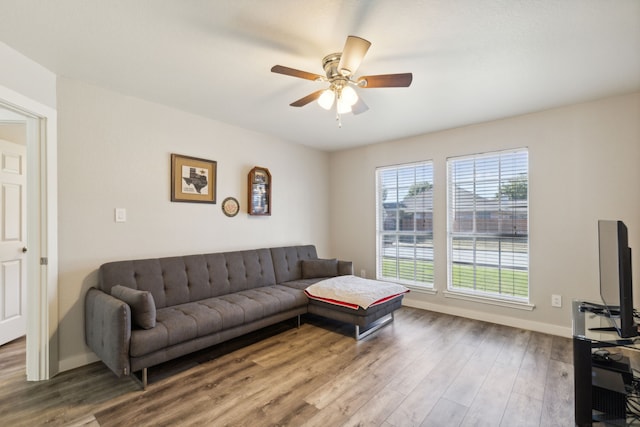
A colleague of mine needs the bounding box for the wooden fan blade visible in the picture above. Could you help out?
[338,35,371,76]
[271,65,324,81]
[358,73,413,88]
[352,97,369,115]
[290,89,324,107]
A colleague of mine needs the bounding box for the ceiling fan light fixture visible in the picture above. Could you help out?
[341,85,358,106]
[317,89,335,110]
[271,35,412,122]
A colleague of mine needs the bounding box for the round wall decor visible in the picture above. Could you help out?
[222,197,240,217]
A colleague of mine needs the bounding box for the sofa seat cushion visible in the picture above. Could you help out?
[279,278,328,291]
[129,285,306,357]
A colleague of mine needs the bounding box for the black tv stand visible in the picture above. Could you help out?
[573,300,640,426]
[592,354,633,385]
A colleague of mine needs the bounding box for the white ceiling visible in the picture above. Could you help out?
[0,0,638,151]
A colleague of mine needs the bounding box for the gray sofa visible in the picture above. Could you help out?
[85,245,354,387]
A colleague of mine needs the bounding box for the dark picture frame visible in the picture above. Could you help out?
[248,166,271,215]
[171,153,217,203]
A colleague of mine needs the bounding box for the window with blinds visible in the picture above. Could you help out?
[447,149,529,301]
[376,162,434,288]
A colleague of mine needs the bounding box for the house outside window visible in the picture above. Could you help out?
[447,149,529,302]
[376,161,434,288]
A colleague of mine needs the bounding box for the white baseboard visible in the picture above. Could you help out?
[402,298,572,338]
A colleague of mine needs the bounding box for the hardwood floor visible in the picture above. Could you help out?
[0,307,576,426]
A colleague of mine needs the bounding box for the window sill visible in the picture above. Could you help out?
[443,290,535,311]
[405,285,437,295]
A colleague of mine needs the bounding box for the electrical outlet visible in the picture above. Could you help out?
[115,208,127,223]
[360,269,366,278]
[551,294,562,308]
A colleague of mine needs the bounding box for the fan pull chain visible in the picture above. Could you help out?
[336,91,343,127]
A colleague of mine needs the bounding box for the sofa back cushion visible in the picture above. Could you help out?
[301,258,338,279]
[270,245,318,283]
[99,248,277,308]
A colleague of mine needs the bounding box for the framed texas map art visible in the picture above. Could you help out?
[171,154,217,203]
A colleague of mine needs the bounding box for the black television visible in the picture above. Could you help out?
[598,220,637,338]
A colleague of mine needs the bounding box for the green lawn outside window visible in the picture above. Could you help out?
[381,257,528,298]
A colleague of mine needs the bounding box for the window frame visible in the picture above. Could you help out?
[375,161,435,290]
[446,149,532,309]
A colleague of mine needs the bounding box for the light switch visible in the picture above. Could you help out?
[115,208,127,223]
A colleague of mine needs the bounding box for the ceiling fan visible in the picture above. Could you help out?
[271,35,412,123]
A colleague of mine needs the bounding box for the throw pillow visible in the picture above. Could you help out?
[301,258,338,279]
[111,285,156,329]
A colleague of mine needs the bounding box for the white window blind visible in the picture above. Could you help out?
[447,149,529,301]
[376,162,434,288]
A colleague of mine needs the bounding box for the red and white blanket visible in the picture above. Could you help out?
[304,275,409,310]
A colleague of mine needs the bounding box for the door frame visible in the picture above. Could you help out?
[0,84,58,381]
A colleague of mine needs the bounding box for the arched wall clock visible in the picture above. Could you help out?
[248,166,271,216]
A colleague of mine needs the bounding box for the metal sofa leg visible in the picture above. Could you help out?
[131,367,148,391]
[142,367,147,390]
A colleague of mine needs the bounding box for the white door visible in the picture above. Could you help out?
[0,139,26,345]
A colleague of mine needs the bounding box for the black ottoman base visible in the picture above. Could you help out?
[307,296,403,339]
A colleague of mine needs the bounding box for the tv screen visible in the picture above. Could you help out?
[598,220,636,338]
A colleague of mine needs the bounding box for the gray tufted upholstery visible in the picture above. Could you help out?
[129,285,306,357]
[87,245,333,379]
[270,245,318,283]
[99,248,277,308]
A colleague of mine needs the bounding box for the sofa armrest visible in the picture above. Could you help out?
[85,287,132,377]
[338,260,354,276]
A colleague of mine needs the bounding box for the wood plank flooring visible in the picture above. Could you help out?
[0,307,576,426]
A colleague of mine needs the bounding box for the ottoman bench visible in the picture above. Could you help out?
[304,275,409,339]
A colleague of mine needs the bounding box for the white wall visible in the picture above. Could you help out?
[329,92,640,337]
[56,78,331,370]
